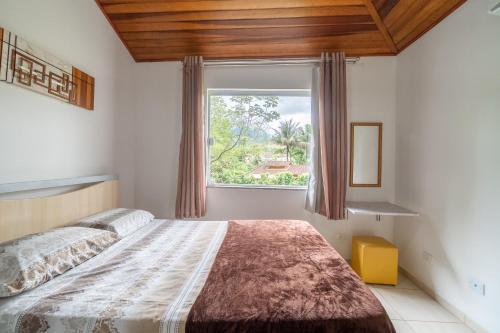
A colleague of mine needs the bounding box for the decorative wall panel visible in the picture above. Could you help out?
[0,27,94,110]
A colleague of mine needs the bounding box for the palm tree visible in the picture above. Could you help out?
[273,120,300,162]
[297,124,312,160]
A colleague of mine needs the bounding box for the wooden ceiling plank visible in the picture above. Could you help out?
[395,0,466,50]
[94,0,137,61]
[373,0,399,18]
[392,0,454,43]
[131,41,386,54]
[393,1,440,42]
[114,16,375,33]
[125,32,385,48]
[130,33,388,55]
[364,0,398,53]
[121,26,380,41]
[127,32,386,48]
[383,0,429,35]
[103,0,367,15]
[108,6,370,23]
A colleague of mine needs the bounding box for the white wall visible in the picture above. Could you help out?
[0,0,135,205]
[133,62,183,217]
[133,58,397,258]
[394,1,500,332]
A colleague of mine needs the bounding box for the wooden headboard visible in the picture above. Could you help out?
[0,180,118,242]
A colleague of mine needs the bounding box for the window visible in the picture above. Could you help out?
[207,89,311,188]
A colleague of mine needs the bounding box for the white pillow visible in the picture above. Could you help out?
[0,227,118,297]
[77,208,154,237]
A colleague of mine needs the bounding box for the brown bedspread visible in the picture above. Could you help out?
[187,220,395,333]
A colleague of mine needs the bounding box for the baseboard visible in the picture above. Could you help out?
[399,266,488,333]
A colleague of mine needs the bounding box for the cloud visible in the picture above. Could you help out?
[277,96,311,116]
[271,96,311,128]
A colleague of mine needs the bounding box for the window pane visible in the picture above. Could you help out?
[208,91,311,187]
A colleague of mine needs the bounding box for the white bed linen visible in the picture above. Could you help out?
[0,219,227,333]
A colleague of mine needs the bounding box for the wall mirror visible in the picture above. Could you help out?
[350,122,382,187]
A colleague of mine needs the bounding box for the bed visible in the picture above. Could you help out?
[0,180,395,333]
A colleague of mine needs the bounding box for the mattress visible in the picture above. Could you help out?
[0,219,395,333]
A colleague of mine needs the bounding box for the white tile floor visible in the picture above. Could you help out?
[367,273,475,333]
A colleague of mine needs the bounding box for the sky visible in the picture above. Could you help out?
[273,96,311,129]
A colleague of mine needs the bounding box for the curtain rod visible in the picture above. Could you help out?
[204,57,360,67]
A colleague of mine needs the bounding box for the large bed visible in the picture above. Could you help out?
[0,218,394,333]
[0,179,394,333]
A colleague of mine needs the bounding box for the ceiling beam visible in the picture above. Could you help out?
[363,0,398,53]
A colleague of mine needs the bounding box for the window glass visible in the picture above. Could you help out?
[207,90,311,188]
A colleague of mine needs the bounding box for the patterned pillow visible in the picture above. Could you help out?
[0,227,118,297]
[77,208,154,238]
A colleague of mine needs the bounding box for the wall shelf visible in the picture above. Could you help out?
[346,201,419,221]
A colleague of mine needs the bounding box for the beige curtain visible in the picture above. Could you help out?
[305,67,322,213]
[307,52,347,220]
[175,56,206,218]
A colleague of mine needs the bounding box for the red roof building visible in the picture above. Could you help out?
[251,161,308,177]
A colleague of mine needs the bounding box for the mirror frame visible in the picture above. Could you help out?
[349,122,383,187]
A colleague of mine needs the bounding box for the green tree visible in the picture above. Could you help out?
[291,123,312,164]
[272,119,300,162]
[209,96,280,183]
[210,96,279,163]
[298,124,312,155]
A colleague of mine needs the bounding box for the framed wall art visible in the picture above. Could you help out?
[0,26,94,110]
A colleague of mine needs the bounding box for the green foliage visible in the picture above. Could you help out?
[209,95,310,187]
[210,95,279,163]
[272,119,301,162]
[211,171,310,187]
[290,147,306,165]
[290,123,312,165]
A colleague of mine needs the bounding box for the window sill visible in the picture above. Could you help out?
[207,184,307,191]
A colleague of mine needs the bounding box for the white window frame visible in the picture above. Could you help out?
[205,88,311,190]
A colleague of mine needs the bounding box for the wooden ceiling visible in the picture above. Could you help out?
[95,0,466,62]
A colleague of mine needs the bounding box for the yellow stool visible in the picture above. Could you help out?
[352,236,398,285]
